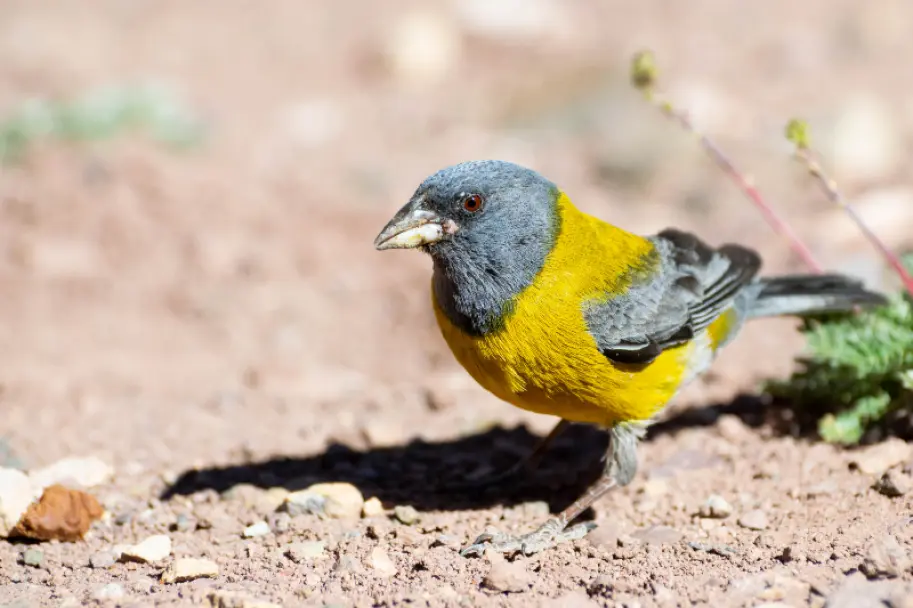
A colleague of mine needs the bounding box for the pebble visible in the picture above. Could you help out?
[92,583,125,602]
[850,439,912,477]
[11,484,104,542]
[699,495,733,519]
[207,590,282,608]
[121,534,172,564]
[283,483,364,519]
[737,510,769,531]
[482,559,531,593]
[861,535,910,579]
[90,551,118,569]
[393,505,419,525]
[242,521,270,538]
[825,572,905,608]
[588,574,614,598]
[0,467,36,537]
[641,478,669,498]
[874,471,911,497]
[631,525,683,546]
[541,590,598,607]
[285,541,326,563]
[29,456,113,491]
[160,558,220,584]
[362,497,385,518]
[22,548,44,568]
[369,547,397,577]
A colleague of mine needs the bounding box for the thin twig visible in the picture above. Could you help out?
[629,51,824,273]
[785,120,913,297]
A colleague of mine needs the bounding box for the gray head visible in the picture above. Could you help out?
[374,160,561,335]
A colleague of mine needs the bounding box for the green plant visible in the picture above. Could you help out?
[0,83,205,164]
[766,260,913,444]
[629,51,913,444]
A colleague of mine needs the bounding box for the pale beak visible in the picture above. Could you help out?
[374,200,447,251]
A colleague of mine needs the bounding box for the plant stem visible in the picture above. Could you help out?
[794,147,913,297]
[648,97,824,272]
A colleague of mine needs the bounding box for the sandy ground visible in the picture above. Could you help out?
[1,1,912,606]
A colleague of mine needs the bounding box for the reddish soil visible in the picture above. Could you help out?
[1,1,912,606]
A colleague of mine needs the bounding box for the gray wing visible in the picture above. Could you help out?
[584,229,762,365]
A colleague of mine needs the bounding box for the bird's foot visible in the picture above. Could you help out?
[460,518,596,557]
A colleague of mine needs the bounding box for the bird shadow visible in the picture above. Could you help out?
[159,392,787,513]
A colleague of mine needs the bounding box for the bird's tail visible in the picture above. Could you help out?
[747,273,888,319]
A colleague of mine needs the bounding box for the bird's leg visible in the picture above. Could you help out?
[461,422,644,557]
[442,419,570,490]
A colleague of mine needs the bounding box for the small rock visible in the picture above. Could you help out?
[9,484,104,542]
[242,521,270,538]
[699,495,733,519]
[541,590,598,607]
[0,467,37,537]
[738,510,769,531]
[393,505,419,525]
[861,535,911,579]
[161,557,219,584]
[588,574,614,598]
[586,522,622,550]
[93,583,125,602]
[850,439,912,477]
[283,482,364,519]
[29,457,113,491]
[371,547,398,577]
[207,590,281,608]
[874,471,911,497]
[90,551,118,569]
[362,497,385,518]
[482,559,531,593]
[285,541,325,562]
[716,414,751,442]
[806,480,838,497]
[631,525,683,546]
[335,554,364,574]
[121,534,172,564]
[261,487,289,512]
[369,547,397,577]
[825,572,903,608]
[641,478,669,498]
[22,548,44,568]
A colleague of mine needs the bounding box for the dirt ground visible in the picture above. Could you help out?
[1,1,913,606]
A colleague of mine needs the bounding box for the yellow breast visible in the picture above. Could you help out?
[432,193,704,426]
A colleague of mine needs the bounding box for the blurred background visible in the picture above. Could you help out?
[1,0,912,471]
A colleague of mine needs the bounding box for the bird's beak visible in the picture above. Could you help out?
[374,197,447,251]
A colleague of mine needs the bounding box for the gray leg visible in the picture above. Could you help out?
[461,423,645,557]
[443,419,571,490]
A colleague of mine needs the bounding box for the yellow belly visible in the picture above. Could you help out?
[433,290,694,426]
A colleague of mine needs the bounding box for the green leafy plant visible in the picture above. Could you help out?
[766,262,913,443]
[0,83,205,164]
[629,51,913,444]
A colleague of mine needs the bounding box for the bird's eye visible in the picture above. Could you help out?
[462,194,484,213]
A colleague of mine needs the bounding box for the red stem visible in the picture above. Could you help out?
[661,106,824,273]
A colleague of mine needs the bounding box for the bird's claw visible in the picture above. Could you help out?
[460,519,597,557]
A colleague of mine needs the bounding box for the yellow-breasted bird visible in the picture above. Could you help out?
[373,160,887,557]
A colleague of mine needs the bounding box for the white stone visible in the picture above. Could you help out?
[0,468,37,537]
[121,534,172,564]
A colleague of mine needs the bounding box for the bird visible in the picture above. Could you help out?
[373,159,887,557]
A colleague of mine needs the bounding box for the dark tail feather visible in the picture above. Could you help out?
[747,273,888,319]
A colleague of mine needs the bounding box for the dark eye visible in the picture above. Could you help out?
[462,194,484,213]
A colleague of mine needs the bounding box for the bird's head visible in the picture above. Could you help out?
[373,160,560,273]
